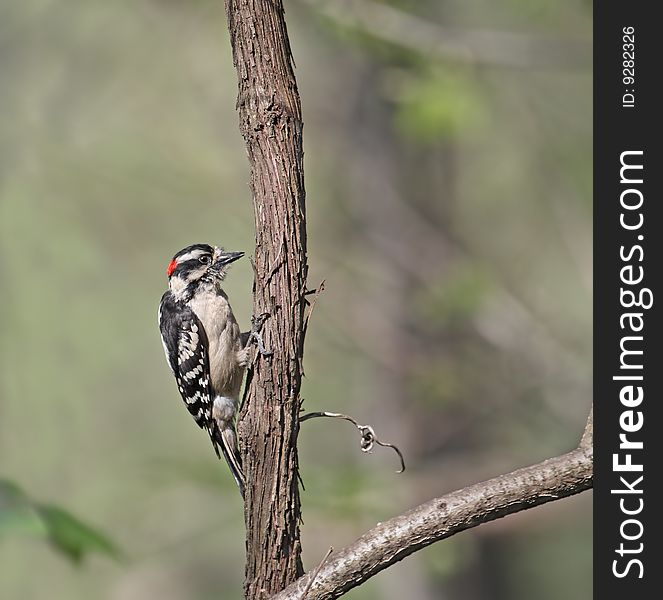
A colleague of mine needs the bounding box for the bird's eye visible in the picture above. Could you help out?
[199,255,211,265]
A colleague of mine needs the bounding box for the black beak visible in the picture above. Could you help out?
[215,251,244,267]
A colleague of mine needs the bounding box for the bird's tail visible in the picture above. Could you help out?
[211,423,245,497]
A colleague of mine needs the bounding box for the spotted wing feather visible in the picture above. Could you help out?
[159,292,220,458]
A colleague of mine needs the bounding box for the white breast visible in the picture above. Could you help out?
[188,286,244,398]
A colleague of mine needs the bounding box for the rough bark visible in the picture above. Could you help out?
[271,421,593,600]
[224,1,307,598]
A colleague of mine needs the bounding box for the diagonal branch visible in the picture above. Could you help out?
[271,409,593,600]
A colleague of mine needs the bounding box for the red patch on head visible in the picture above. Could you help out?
[166,259,178,277]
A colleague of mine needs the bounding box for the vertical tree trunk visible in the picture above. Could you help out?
[223,1,307,599]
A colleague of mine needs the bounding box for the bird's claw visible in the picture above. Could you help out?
[249,313,272,357]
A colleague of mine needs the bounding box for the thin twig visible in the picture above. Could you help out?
[250,255,259,283]
[300,547,334,599]
[300,411,405,473]
[580,405,593,450]
[303,280,326,336]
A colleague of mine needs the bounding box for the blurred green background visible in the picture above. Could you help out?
[0,0,591,598]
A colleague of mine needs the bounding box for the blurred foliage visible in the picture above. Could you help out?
[0,479,119,563]
[393,67,488,141]
[1,0,591,599]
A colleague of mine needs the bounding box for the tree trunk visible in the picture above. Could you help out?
[224,1,307,598]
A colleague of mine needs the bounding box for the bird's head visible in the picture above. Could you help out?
[166,244,244,299]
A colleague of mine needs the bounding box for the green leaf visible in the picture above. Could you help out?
[0,480,47,537]
[393,67,487,141]
[35,504,121,564]
[0,478,121,564]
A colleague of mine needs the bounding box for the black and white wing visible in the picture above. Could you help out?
[159,291,245,495]
[158,292,215,441]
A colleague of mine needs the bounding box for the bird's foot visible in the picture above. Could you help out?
[249,313,272,357]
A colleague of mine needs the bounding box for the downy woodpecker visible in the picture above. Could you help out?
[158,243,253,496]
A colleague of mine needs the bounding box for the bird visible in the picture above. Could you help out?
[158,243,261,497]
